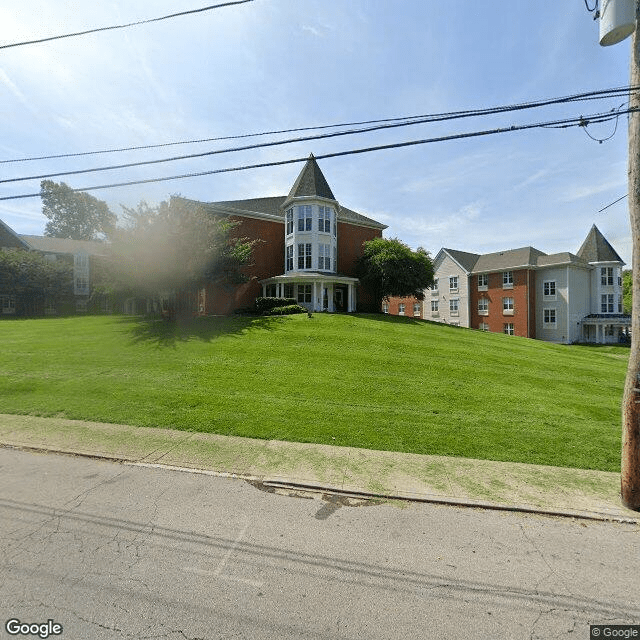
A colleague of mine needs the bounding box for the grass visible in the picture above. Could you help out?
[0,313,629,472]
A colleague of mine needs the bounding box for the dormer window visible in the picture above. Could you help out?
[298,206,312,232]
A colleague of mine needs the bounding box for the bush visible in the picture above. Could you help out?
[267,304,307,316]
[254,297,297,315]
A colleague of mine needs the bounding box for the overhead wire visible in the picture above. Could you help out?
[0,0,256,50]
[2,85,638,165]
[1,108,637,201]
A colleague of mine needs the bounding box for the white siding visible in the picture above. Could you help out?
[431,254,470,327]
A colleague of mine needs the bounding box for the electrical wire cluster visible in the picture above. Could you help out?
[1,86,637,201]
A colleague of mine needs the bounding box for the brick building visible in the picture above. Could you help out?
[189,154,387,315]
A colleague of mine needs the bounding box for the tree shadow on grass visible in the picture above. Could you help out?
[120,314,282,348]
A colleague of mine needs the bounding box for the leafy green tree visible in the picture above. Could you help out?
[623,269,632,315]
[104,197,257,308]
[41,180,116,240]
[356,237,434,307]
[0,249,74,316]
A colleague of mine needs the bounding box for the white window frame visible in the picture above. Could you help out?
[318,206,332,233]
[477,274,488,290]
[478,322,489,331]
[478,298,489,315]
[431,278,439,294]
[503,323,514,336]
[413,303,421,317]
[503,271,514,289]
[543,280,556,299]
[449,298,459,316]
[382,302,389,314]
[297,205,312,232]
[449,276,459,292]
[398,303,405,316]
[543,308,557,328]
[431,300,439,315]
[297,284,312,304]
[286,209,294,235]
[601,267,614,286]
[601,293,614,313]
[502,297,514,315]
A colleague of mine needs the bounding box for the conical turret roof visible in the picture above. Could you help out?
[576,224,624,264]
[287,154,336,201]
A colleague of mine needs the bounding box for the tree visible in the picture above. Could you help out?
[356,237,434,307]
[0,249,74,316]
[623,269,632,315]
[103,197,257,310]
[41,180,116,240]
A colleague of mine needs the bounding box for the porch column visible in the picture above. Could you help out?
[348,283,356,312]
[328,283,335,312]
[262,282,267,297]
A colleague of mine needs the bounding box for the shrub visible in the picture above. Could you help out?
[267,304,307,316]
[254,297,297,315]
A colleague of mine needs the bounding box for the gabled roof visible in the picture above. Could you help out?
[536,252,590,268]
[471,246,547,273]
[0,218,30,250]
[576,224,624,264]
[286,154,336,201]
[19,235,107,256]
[439,248,480,272]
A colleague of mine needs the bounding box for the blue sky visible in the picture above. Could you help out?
[0,1,634,263]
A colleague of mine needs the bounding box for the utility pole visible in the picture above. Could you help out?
[621,0,640,511]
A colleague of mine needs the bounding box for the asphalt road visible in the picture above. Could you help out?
[1,448,639,640]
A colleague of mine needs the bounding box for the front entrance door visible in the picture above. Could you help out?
[334,285,347,312]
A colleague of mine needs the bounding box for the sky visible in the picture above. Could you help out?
[0,1,634,264]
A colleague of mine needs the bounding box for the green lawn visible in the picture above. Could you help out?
[0,313,629,472]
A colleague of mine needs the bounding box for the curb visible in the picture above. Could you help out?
[4,443,637,525]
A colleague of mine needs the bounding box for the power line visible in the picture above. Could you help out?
[0,0,256,50]
[1,89,638,186]
[2,109,637,202]
[599,194,628,212]
[1,85,638,165]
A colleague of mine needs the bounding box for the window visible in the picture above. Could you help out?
[478,298,489,315]
[286,245,294,271]
[601,267,614,286]
[543,281,556,297]
[297,205,312,231]
[286,209,294,235]
[284,284,294,299]
[503,297,514,314]
[478,274,488,289]
[503,271,513,287]
[398,303,405,316]
[318,206,332,233]
[74,253,88,269]
[297,284,312,303]
[543,308,556,327]
[601,293,614,313]
[503,323,514,335]
[618,295,623,313]
[1,295,16,314]
[431,278,439,294]
[75,276,89,293]
[298,243,312,269]
[413,303,421,317]
[318,244,331,270]
[266,284,277,297]
[449,276,458,292]
[449,298,459,315]
[478,322,489,331]
[431,300,439,314]
[382,302,389,314]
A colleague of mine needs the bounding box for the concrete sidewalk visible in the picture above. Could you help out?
[0,413,638,523]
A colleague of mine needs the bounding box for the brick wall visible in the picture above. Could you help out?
[470,269,536,337]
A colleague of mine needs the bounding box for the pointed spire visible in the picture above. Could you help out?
[576,224,624,264]
[287,154,336,201]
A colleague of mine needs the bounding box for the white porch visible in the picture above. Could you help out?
[260,273,359,313]
[580,314,631,344]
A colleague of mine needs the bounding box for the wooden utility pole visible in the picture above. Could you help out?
[622,0,640,511]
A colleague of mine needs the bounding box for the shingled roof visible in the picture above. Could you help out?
[471,246,547,273]
[576,224,624,264]
[286,154,336,201]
